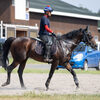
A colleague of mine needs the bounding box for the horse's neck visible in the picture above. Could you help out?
[61,39,76,46]
[60,38,81,52]
[70,38,82,51]
[59,40,72,55]
[64,40,76,45]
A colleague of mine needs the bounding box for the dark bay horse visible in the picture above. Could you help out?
[1,26,97,90]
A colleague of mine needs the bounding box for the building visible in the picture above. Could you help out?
[98,21,100,31]
[0,0,38,39]
[0,0,100,41]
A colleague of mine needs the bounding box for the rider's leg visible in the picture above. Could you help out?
[44,36,53,62]
[40,35,53,62]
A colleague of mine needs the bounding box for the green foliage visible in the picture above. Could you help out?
[79,6,92,13]
[0,93,100,100]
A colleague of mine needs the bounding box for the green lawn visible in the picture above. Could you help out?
[0,93,100,100]
[9,57,44,64]
[0,67,100,74]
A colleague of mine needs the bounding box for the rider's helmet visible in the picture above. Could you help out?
[44,5,53,12]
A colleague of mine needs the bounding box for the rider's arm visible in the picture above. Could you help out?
[45,25,53,33]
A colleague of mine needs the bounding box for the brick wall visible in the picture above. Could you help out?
[29,12,99,39]
[0,0,11,23]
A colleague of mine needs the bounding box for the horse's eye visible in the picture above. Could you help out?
[89,35,93,39]
[87,34,92,39]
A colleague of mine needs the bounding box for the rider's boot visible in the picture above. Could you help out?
[44,45,53,62]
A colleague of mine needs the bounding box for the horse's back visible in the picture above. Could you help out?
[10,37,34,62]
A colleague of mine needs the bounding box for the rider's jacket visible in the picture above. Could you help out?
[39,15,51,36]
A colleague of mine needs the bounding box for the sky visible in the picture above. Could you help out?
[61,0,100,13]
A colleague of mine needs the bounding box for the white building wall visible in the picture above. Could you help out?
[15,0,26,20]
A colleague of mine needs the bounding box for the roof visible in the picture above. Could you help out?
[29,0,100,20]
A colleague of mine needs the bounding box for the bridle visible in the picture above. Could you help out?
[82,30,96,49]
[82,30,90,44]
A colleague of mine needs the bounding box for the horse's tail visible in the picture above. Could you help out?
[2,37,15,70]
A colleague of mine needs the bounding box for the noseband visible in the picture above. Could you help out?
[82,31,96,48]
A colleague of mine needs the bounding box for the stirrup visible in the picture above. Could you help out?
[44,58,53,62]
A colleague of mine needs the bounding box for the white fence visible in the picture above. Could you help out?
[0,21,39,39]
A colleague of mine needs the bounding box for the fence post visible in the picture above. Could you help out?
[0,21,3,38]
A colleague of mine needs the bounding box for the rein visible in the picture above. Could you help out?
[82,31,91,45]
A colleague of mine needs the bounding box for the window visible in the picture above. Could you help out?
[12,0,15,6]
[3,28,5,37]
[26,0,29,8]
[87,46,94,52]
[74,43,86,52]
[0,26,6,38]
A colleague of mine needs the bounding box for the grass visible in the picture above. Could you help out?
[1,57,100,74]
[9,57,44,64]
[0,67,100,74]
[0,93,100,100]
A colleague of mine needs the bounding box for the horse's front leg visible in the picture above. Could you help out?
[65,63,79,88]
[45,60,58,90]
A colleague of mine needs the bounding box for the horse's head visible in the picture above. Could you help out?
[60,27,97,49]
[82,26,97,49]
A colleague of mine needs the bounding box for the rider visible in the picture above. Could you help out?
[38,5,55,62]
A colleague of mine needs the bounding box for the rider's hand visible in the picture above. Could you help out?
[52,32,56,37]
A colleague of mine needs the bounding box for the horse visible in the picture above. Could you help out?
[1,26,97,90]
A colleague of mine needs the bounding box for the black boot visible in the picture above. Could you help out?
[44,45,53,62]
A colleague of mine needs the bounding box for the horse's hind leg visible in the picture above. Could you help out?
[65,63,79,88]
[17,59,27,89]
[2,61,18,87]
[45,60,58,90]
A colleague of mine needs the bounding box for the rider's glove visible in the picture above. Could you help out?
[52,32,56,37]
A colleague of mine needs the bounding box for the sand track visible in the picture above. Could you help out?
[0,73,100,95]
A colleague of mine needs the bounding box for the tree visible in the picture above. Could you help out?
[97,9,100,16]
[79,4,92,13]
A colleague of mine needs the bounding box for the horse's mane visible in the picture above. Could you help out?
[61,29,81,39]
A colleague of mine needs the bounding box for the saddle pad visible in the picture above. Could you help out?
[35,41,44,55]
[35,41,57,56]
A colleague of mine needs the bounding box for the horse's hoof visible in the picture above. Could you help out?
[76,86,79,90]
[45,83,49,91]
[21,86,26,89]
[76,84,79,89]
[46,87,49,91]
[1,82,10,87]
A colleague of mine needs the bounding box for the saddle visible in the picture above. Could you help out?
[35,39,57,56]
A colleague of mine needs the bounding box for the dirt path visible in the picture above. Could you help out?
[0,73,100,95]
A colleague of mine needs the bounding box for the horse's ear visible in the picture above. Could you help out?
[79,28,82,32]
[86,25,89,31]
[86,25,90,33]
[86,25,88,29]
